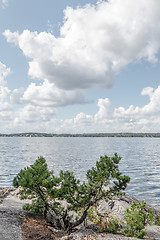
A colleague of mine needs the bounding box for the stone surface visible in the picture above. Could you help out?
[145,225,160,239]
[0,188,160,240]
[61,225,160,240]
[0,187,31,214]
[0,187,31,240]
[0,211,22,240]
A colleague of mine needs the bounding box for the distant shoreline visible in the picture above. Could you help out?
[1,132,160,138]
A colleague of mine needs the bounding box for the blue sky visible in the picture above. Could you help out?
[0,0,160,133]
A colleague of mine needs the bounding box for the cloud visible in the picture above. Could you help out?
[22,81,87,107]
[95,98,111,122]
[1,0,8,7]
[0,85,10,100]
[141,86,160,115]
[0,61,11,85]
[0,62,12,125]
[14,104,56,124]
[56,85,160,133]
[2,0,8,3]
[4,0,160,92]
[10,88,25,104]
[141,87,154,98]
[2,0,160,133]
[74,112,93,125]
[0,62,11,111]
[114,85,160,119]
[3,84,160,133]
[4,30,19,45]
[10,80,87,107]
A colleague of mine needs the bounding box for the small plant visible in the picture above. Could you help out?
[154,215,160,226]
[123,201,155,238]
[87,206,119,234]
[99,217,119,233]
[13,154,130,233]
[87,206,101,224]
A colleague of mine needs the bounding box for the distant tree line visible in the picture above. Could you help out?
[1,132,160,137]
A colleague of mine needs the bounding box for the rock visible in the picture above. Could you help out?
[0,187,15,203]
[60,226,139,239]
[97,198,130,221]
[97,194,160,221]
[63,194,160,240]
[0,188,160,240]
[145,225,160,239]
[0,187,32,240]
[0,211,23,240]
[0,187,31,215]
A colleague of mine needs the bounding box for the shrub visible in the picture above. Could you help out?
[123,201,155,238]
[155,215,160,225]
[87,205,120,233]
[13,153,130,232]
[101,217,119,234]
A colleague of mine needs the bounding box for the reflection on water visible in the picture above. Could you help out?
[0,137,159,206]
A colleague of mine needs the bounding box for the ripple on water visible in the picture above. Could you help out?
[0,137,159,205]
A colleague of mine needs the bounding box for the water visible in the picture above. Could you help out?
[0,137,159,206]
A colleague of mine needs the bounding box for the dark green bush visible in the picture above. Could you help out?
[13,154,130,232]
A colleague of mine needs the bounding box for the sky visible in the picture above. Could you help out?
[0,0,160,133]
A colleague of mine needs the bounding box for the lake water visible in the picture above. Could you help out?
[0,137,159,206]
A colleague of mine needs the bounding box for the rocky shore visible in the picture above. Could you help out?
[0,187,160,240]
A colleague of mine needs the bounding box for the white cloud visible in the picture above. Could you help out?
[114,105,140,121]
[4,0,160,92]
[2,0,8,3]
[74,112,93,125]
[2,84,160,133]
[55,84,160,133]
[1,0,8,7]
[0,86,10,100]
[2,0,160,133]
[141,87,154,98]
[10,80,87,107]
[22,81,86,107]
[114,85,160,119]
[95,98,111,122]
[0,62,12,119]
[4,30,19,45]
[0,86,11,115]
[141,86,160,115]
[14,104,56,124]
[10,88,24,104]
[0,61,11,85]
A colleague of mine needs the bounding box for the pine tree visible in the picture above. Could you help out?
[13,153,130,232]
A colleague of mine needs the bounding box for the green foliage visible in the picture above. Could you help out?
[155,215,160,225]
[58,154,130,213]
[100,217,119,234]
[87,206,101,224]
[13,153,130,232]
[123,201,155,238]
[13,156,61,213]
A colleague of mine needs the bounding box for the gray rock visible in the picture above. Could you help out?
[97,194,160,221]
[0,211,23,240]
[0,188,160,240]
[145,225,160,240]
[0,187,31,240]
[60,194,160,240]
[60,226,139,239]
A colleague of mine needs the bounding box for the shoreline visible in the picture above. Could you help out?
[0,187,160,240]
[1,186,160,209]
[0,186,160,214]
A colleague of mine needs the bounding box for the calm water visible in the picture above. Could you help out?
[0,137,159,206]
